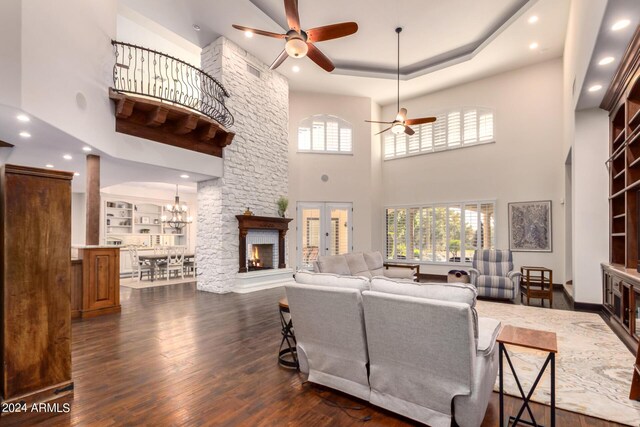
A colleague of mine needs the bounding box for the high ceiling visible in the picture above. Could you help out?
[120,0,571,105]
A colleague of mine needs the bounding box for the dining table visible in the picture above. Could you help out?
[137,253,195,282]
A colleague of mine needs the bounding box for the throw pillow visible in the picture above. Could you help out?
[316,255,351,276]
[344,252,372,278]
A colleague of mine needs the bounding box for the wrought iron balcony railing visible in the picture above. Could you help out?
[111,40,234,128]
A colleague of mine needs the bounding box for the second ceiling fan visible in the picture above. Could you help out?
[367,27,436,136]
[232,0,358,72]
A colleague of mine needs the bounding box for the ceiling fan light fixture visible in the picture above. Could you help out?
[391,123,405,135]
[285,38,308,58]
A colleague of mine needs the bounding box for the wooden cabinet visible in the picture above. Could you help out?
[0,165,74,404]
[76,247,121,318]
[602,264,640,350]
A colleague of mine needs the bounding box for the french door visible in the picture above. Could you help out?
[297,202,352,269]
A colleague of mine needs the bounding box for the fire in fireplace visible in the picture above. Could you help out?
[248,243,274,271]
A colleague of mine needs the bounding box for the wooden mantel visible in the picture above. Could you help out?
[236,215,292,273]
[109,89,235,158]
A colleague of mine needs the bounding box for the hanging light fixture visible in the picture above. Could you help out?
[161,185,193,232]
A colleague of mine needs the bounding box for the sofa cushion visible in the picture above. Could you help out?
[295,270,370,292]
[476,275,514,290]
[317,255,351,276]
[371,277,478,337]
[344,253,372,278]
[383,267,416,280]
[363,251,384,270]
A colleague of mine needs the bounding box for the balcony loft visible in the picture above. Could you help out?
[109,41,235,158]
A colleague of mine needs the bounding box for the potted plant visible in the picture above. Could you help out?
[277,196,289,218]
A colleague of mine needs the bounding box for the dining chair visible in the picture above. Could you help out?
[128,246,151,281]
[183,251,197,277]
[166,246,185,280]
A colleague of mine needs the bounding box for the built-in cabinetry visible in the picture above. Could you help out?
[602,26,640,349]
[102,196,193,276]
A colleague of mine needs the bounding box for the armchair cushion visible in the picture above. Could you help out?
[476,275,514,290]
[473,250,513,276]
[383,267,416,280]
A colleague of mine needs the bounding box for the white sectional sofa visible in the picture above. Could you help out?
[286,271,501,427]
[313,251,418,281]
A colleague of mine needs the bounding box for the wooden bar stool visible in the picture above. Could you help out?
[278,298,298,369]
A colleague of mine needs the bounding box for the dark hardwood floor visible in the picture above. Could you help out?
[2,283,624,426]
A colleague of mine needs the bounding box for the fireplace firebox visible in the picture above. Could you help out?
[248,243,274,271]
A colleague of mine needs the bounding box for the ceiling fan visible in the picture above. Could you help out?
[232,0,358,72]
[367,27,436,136]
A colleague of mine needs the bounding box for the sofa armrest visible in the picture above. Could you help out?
[468,268,480,285]
[477,317,501,355]
[507,271,522,297]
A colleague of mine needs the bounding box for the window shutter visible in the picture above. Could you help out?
[447,111,461,147]
[395,134,407,156]
[433,114,447,150]
[384,134,395,159]
[312,121,325,150]
[340,128,352,152]
[298,127,311,150]
[421,123,433,152]
[479,112,494,141]
[463,110,478,144]
[326,121,339,151]
[408,129,420,154]
[386,208,396,259]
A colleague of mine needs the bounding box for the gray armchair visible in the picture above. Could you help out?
[469,249,521,300]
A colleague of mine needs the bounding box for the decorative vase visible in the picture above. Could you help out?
[244,207,253,216]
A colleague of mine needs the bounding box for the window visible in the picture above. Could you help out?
[384,108,494,159]
[298,115,353,153]
[385,201,495,264]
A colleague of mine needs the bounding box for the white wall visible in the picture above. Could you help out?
[0,0,21,108]
[13,0,222,178]
[288,92,382,268]
[71,192,86,246]
[381,59,565,280]
[572,108,609,304]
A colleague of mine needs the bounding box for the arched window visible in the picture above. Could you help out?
[384,107,495,159]
[298,114,353,153]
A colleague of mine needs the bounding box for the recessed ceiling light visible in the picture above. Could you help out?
[63,154,72,160]
[529,42,539,50]
[193,24,201,31]
[82,146,92,152]
[245,30,254,38]
[588,84,603,92]
[19,131,31,138]
[16,114,30,122]
[599,56,615,66]
[292,65,300,73]
[73,172,80,176]
[180,174,190,179]
[612,19,630,31]
[528,15,539,24]
[45,164,54,168]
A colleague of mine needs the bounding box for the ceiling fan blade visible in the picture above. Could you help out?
[269,50,289,70]
[306,43,335,72]
[404,126,415,136]
[284,0,301,32]
[375,126,392,135]
[405,117,437,126]
[365,120,394,124]
[307,22,359,43]
[232,25,286,39]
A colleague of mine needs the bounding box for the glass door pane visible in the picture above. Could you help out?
[326,204,351,256]
[299,205,321,269]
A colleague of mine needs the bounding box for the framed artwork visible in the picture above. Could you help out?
[508,200,552,252]
[141,216,150,224]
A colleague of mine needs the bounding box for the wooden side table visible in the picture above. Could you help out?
[498,325,558,427]
[520,266,553,308]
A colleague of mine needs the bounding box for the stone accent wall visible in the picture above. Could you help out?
[197,37,289,293]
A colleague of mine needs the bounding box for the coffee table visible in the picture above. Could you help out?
[498,325,558,427]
